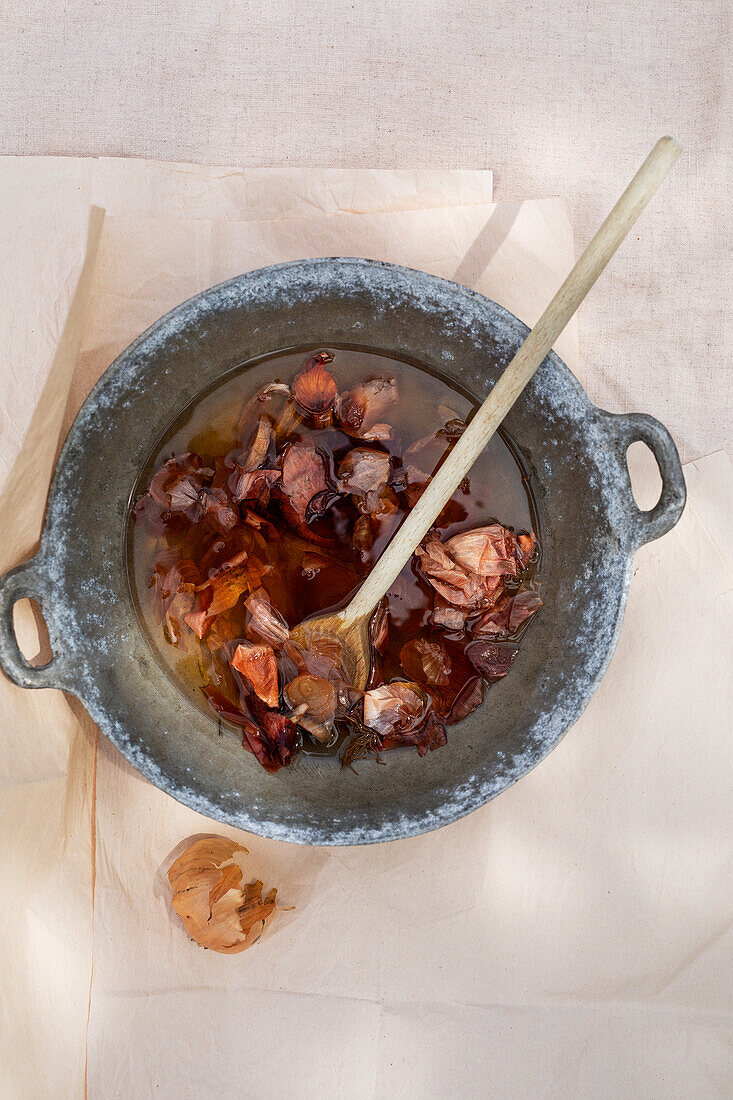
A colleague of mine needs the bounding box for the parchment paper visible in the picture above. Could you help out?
[86,452,733,1100]
[76,206,731,1097]
[2,161,731,1099]
[0,199,104,1100]
[0,161,492,1098]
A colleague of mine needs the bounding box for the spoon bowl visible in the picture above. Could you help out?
[289,609,372,693]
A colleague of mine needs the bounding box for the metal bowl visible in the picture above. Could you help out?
[0,259,685,844]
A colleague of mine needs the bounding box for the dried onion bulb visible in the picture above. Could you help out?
[167,837,289,954]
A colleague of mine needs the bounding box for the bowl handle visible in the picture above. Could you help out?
[604,411,687,546]
[0,553,66,690]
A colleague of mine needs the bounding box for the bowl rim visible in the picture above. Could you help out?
[0,258,686,844]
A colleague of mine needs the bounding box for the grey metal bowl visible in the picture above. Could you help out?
[0,259,685,844]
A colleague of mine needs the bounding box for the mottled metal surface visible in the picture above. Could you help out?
[0,259,686,844]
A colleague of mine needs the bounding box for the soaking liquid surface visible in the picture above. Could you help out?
[127,346,541,754]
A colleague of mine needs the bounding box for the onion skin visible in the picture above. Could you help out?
[167,837,286,955]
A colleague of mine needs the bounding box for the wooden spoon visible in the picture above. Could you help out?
[290,137,682,690]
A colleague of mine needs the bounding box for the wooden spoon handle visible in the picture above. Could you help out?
[344,136,682,625]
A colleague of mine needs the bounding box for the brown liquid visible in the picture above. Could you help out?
[127,346,541,752]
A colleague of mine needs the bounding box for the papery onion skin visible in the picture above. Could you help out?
[134,350,543,774]
[292,350,338,421]
[231,642,280,708]
[167,837,286,955]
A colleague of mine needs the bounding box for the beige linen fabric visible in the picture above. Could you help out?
[1,0,731,461]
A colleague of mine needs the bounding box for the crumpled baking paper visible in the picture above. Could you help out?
[0,159,493,1099]
[2,158,731,1100]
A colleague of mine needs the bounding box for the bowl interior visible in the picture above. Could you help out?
[44,260,631,843]
[125,342,543,741]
